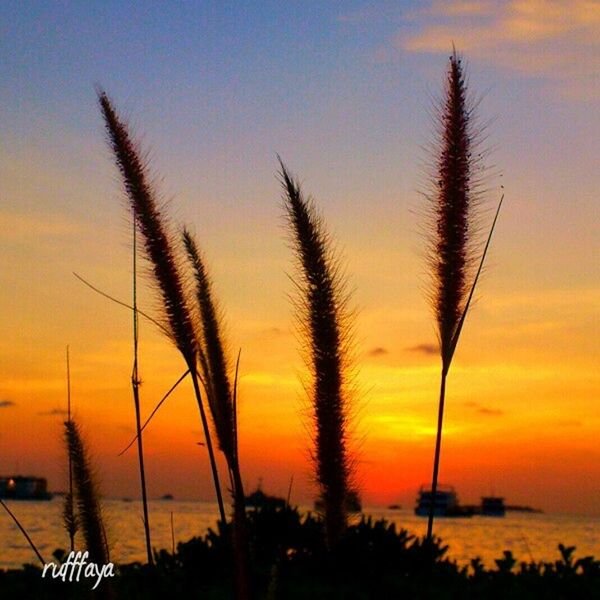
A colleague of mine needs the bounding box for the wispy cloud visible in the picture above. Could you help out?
[396,1,600,98]
[478,406,504,416]
[464,400,504,416]
[405,343,438,355]
[368,346,389,357]
[0,400,16,408]
[38,408,68,417]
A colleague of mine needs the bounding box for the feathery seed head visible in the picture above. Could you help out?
[182,228,236,462]
[98,91,197,365]
[426,52,484,369]
[280,159,353,546]
[64,420,108,565]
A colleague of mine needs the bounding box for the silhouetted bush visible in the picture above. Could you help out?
[1,506,598,599]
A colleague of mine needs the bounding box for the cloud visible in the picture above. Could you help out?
[396,1,600,97]
[368,347,389,357]
[0,400,16,408]
[405,343,438,355]
[464,400,504,416]
[38,408,68,416]
[477,407,504,416]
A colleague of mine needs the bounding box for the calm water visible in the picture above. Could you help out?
[1,498,599,569]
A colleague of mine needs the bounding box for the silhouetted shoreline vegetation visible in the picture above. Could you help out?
[1,505,599,599]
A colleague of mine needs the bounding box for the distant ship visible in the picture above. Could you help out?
[161,494,174,501]
[0,476,52,500]
[414,485,474,517]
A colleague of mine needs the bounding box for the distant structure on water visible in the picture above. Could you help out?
[415,485,474,517]
[481,496,505,517]
[245,487,286,510]
[414,486,540,517]
[414,487,509,517]
[0,476,52,500]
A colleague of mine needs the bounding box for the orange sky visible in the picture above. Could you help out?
[1,1,599,514]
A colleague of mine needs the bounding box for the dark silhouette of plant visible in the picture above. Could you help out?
[4,507,600,599]
[182,228,250,600]
[182,229,236,463]
[64,419,109,565]
[279,159,353,547]
[62,346,78,553]
[130,204,153,565]
[97,90,226,524]
[423,50,503,539]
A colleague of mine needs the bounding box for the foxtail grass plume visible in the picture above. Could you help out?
[98,91,197,364]
[430,51,479,370]
[98,90,226,524]
[279,159,353,546]
[62,491,78,553]
[64,419,109,565]
[182,228,250,600]
[182,228,235,461]
[424,50,497,539]
[63,346,78,552]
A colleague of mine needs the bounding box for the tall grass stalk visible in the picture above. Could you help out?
[98,90,226,524]
[63,345,78,552]
[424,51,501,539]
[182,229,250,600]
[0,499,45,566]
[181,230,236,462]
[118,369,190,456]
[279,159,352,546]
[64,419,109,564]
[131,212,153,565]
[72,272,191,456]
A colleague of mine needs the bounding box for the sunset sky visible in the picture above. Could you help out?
[1,1,598,515]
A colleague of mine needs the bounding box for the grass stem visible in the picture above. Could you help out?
[0,499,45,566]
[131,212,153,565]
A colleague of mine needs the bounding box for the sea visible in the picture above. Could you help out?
[1,498,599,570]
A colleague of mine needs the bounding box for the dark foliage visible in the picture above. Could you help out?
[2,506,599,599]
